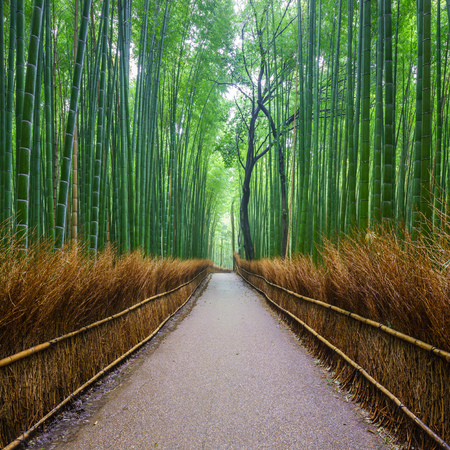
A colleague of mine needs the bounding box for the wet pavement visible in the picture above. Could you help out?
[29,273,390,449]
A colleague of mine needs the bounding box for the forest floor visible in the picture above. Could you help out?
[27,273,400,449]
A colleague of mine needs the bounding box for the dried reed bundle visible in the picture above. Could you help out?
[234,225,450,449]
[321,230,450,351]
[0,238,212,447]
[0,241,212,358]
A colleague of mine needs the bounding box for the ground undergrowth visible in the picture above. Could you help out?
[235,224,450,449]
[0,236,213,447]
[239,226,450,351]
[0,239,211,358]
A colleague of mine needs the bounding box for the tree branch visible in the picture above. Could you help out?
[271,0,294,40]
[255,137,276,162]
[257,132,271,153]
[235,97,250,132]
[208,79,253,102]
[236,132,245,170]
[258,99,278,139]
[241,21,253,86]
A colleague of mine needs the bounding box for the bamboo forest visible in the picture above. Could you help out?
[2,0,450,448]
[0,0,449,263]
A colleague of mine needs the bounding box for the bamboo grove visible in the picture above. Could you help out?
[222,0,450,261]
[0,0,235,259]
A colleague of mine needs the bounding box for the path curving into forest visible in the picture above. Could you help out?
[31,273,390,449]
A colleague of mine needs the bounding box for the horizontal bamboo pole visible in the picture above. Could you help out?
[239,272,450,450]
[4,271,210,450]
[237,266,450,363]
[0,267,210,369]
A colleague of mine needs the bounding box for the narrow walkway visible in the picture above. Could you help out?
[38,273,388,449]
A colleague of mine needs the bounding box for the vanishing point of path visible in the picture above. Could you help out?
[34,273,390,449]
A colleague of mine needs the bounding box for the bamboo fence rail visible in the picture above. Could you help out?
[235,261,450,450]
[3,271,209,450]
[0,267,210,369]
[0,267,211,448]
[237,266,450,363]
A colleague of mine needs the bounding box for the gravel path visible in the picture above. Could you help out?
[35,273,389,449]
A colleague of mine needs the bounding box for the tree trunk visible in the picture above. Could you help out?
[231,201,235,254]
[359,0,371,230]
[240,167,254,260]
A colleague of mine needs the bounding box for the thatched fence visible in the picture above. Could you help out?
[0,266,211,449]
[235,257,450,450]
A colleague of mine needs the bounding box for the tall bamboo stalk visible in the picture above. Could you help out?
[55,0,92,248]
[373,0,384,222]
[16,0,44,252]
[434,0,443,225]
[44,0,55,240]
[3,0,16,236]
[421,0,432,229]
[412,0,424,235]
[90,0,110,254]
[383,0,395,222]
[345,0,356,230]
[0,0,5,226]
[359,0,371,230]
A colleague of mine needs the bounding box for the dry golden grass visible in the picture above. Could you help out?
[234,224,450,448]
[0,240,211,358]
[321,229,450,351]
[237,225,450,352]
[0,237,212,447]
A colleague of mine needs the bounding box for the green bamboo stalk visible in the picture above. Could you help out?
[296,0,307,253]
[421,0,432,228]
[345,0,356,229]
[15,0,26,185]
[383,0,394,222]
[446,0,450,31]
[80,3,102,241]
[4,0,16,235]
[326,0,342,238]
[133,0,151,249]
[391,0,399,211]
[147,0,171,255]
[373,0,383,223]
[412,0,423,234]
[110,93,121,246]
[16,0,44,252]
[353,0,364,180]
[0,0,5,225]
[84,13,106,242]
[397,60,409,224]
[72,0,79,244]
[302,0,315,254]
[44,0,55,240]
[30,31,44,241]
[116,0,133,253]
[445,81,450,215]
[311,0,322,261]
[336,101,345,236]
[55,0,92,248]
[99,0,117,250]
[434,0,443,226]
[90,0,110,254]
[144,2,165,253]
[359,0,371,230]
